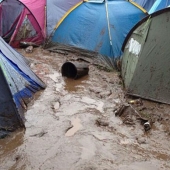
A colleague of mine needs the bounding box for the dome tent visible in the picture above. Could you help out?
[46,0,148,67]
[121,8,170,104]
[0,37,46,132]
[0,0,46,47]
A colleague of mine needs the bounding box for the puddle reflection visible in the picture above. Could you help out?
[64,75,89,92]
[0,129,25,158]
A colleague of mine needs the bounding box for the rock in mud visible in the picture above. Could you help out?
[95,118,109,127]
[53,102,60,111]
[99,90,112,98]
[137,137,147,144]
[25,46,34,53]
[89,87,103,94]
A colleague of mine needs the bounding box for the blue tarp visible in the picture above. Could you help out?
[149,0,170,14]
[51,0,147,62]
[0,37,46,131]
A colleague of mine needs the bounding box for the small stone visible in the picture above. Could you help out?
[53,102,60,111]
[137,137,147,144]
[108,79,115,84]
[25,46,33,53]
[89,87,102,94]
[99,90,112,98]
[96,118,109,127]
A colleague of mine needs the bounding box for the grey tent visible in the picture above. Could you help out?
[0,37,46,132]
[121,8,170,104]
[46,0,82,36]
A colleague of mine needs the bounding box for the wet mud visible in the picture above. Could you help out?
[0,47,170,170]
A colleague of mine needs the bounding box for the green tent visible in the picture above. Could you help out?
[121,8,170,104]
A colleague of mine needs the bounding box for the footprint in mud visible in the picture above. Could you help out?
[65,117,83,137]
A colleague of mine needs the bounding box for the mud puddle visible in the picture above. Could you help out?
[0,47,170,170]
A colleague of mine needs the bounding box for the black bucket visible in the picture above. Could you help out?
[61,61,89,79]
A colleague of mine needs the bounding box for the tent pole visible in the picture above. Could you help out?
[105,0,113,47]
[104,0,115,67]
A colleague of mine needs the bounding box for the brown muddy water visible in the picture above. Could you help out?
[0,47,170,170]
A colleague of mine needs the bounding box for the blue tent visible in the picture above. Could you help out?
[149,0,170,14]
[48,0,147,65]
[132,0,156,11]
[0,37,46,131]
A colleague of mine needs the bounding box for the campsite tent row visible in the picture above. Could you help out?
[0,0,148,65]
[0,0,145,133]
[0,0,169,62]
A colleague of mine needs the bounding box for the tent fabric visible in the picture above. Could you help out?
[0,0,46,47]
[149,0,170,14]
[10,7,44,47]
[20,0,46,37]
[131,0,156,11]
[47,0,83,36]
[0,0,23,36]
[0,37,46,131]
[0,66,21,131]
[49,0,147,63]
[121,8,170,104]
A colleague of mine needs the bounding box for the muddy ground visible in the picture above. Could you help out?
[0,47,170,170]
